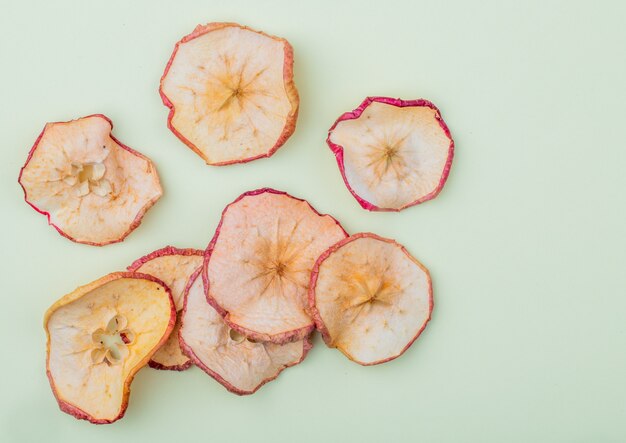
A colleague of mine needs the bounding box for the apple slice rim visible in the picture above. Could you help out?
[44,271,176,424]
[308,232,434,366]
[127,245,204,371]
[179,268,313,395]
[326,96,454,212]
[127,245,204,273]
[202,187,348,344]
[18,114,163,246]
[159,22,299,166]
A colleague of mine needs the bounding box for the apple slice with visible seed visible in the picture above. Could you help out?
[327,97,454,211]
[160,22,299,165]
[204,188,347,344]
[127,246,204,370]
[44,272,175,424]
[309,233,433,365]
[18,115,162,245]
[180,269,311,394]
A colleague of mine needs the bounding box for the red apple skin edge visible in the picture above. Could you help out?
[146,359,191,371]
[307,232,434,366]
[127,246,204,371]
[202,187,348,344]
[45,272,176,424]
[159,22,299,166]
[326,97,455,212]
[179,268,313,395]
[18,114,162,246]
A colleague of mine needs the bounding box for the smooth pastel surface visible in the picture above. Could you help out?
[1,0,624,442]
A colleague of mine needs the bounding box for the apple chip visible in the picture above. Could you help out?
[180,270,311,394]
[18,115,162,245]
[327,97,454,211]
[204,188,347,344]
[309,233,433,365]
[44,272,175,424]
[160,22,299,165]
[127,246,204,370]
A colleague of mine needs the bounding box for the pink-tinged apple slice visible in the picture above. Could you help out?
[44,272,175,424]
[309,233,433,365]
[127,246,204,370]
[160,22,299,165]
[327,97,454,211]
[180,269,311,395]
[204,188,347,344]
[18,115,162,245]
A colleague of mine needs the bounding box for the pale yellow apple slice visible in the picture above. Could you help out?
[44,272,175,424]
[127,246,204,370]
[204,188,347,344]
[18,114,162,245]
[327,97,454,211]
[180,270,311,394]
[160,22,299,165]
[309,233,433,365]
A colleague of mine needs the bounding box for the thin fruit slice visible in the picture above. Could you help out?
[309,233,433,365]
[18,115,162,245]
[127,246,203,370]
[44,272,175,424]
[180,269,311,395]
[327,97,454,211]
[204,188,347,344]
[160,22,299,165]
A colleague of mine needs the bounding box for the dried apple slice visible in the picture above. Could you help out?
[327,97,454,211]
[127,246,204,370]
[160,22,299,165]
[204,188,347,344]
[180,269,311,394]
[44,272,175,424]
[18,115,162,245]
[309,233,433,365]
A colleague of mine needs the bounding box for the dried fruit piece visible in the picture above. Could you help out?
[309,233,433,365]
[127,246,203,370]
[160,22,299,165]
[204,188,347,344]
[44,273,175,424]
[18,115,162,245]
[327,97,454,211]
[180,270,311,394]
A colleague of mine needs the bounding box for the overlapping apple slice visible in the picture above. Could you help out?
[44,273,175,424]
[18,115,162,245]
[309,233,433,365]
[160,22,299,165]
[327,97,454,211]
[127,246,204,370]
[180,269,311,394]
[204,188,347,344]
